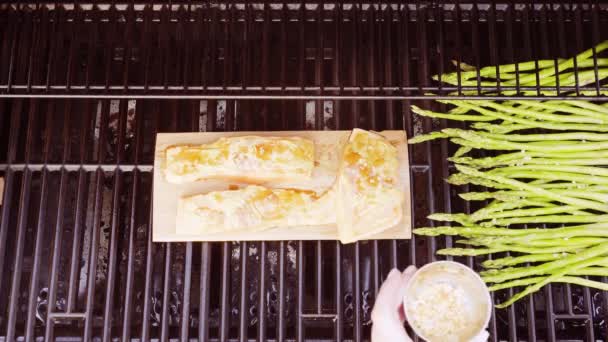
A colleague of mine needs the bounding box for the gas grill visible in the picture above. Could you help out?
[0,2,607,341]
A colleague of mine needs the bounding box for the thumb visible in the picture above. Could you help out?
[397,266,417,322]
[371,266,417,342]
[398,266,417,299]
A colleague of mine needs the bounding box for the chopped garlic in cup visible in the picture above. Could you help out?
[408,282,471,338]
[404,261,492,342]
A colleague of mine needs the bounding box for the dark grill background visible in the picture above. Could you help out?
[0,2,607,341]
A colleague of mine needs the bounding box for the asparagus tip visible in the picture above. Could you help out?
[494,302,511,309]
[413,228,441,237]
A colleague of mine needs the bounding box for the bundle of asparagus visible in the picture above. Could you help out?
[437,40,608,96]
[410,41,608,308]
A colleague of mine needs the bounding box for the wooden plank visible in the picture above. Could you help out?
[153,130,411,242]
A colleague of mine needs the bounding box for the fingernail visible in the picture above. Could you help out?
[403,265,417,277]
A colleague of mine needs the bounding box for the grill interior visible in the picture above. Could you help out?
[1,2,608,341]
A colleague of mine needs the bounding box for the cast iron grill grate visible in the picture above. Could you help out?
[0,2,607,341]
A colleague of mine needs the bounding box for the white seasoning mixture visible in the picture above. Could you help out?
[408,281,473,341]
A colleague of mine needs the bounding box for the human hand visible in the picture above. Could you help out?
[371,266,417,342]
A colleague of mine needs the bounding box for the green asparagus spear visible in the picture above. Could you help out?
[482,243,608,284]
[413,225,536,237]
[480,214,608,227]
[471,122,534,134]
[458,100,608,124]
[495,255,608,308]
[444,128,608,142]
[453,146,473,158]
[470,205,586,222]
[435,60,559,84]
[482,253,570,268]
[501,40,608,86]
[438,244,585,256]
[448,129,608,152]
[456,165,608,212]
[435,101,608,131]
[467,236,606,248]
[490,170,608,186]
[489,275,608,292]
[510,100,608,118]
[490,165,608,177]
[452,156,608,168]
[545,99,608,114]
